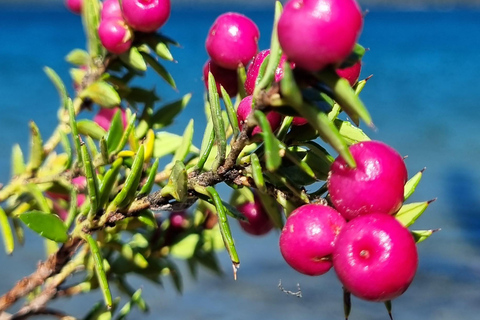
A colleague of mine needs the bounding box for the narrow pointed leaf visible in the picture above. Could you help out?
[116,145,145,209]
[119,47,147,71]
[19,211,68,243]
[316,67,372,127]
[160,160,187,202]
[395,200,434,227]
[66,48,90,66]
[44,66,68,108]
[11,144,26,177]
[250,153,266,192]
[59,130,73,169]
[67,98,83,165]
[25,183,50,213]
[26,121,44,173]
[343,288,352,320]
[173,119,194,163]
[77,119,107,140]
[80,81,121,108]
[208,72,227,170]
[334,119,371,145]
[206,186,240,279]
[404,168,425,200]
[139,158,159,196]
[412,229,439,243]
[141,53,176,89]
[0,207,14,254]
[12,218,25,246]
[81,143,100,221]
[106,109,124,153]
[194,120,215,172]
[85,234,113,308]
[254,110,281,172]
[384,300,393,320]
[220,85,240,139]
[113,113,137,154]
[99,158,123,208]
[144,129,155,162]
[151,94,191,129]
[82,0,103,58]
[153,132,199,159]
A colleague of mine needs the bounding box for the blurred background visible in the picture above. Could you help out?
[1,0,480,319]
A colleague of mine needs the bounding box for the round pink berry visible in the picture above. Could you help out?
[101,0,123,21]
[291,116,308,126]
[121,0,171,33]
[237,197,274,236]
[65,0,82,14]
[236,95,282,136]
[98,18,134,54]
[94,107,128,130]
[327,140,408,221]
[278,0,363,71]
[333,213,418,301]
[205,12,260,70]
[244,49,291,96]
[203,60,239,98]
[336,61,362,87]
[279,203,346,276]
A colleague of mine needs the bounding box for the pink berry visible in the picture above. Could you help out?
[101,0,123,21]
[203,60,239,98]
[94,107,128,130]
[279,203,346,276]
[237,197,273,236]
[244,49,291,96]
[98,18,134,54]
[336,61,362,87]
[205,12,260,70]
[327,140,408,221]
[278,0,363,71]
[333,213,418,301]
[291,116,308,126]
[169,211,189,229]
[236,95,282,136]
[66,0,82,14]
[121,0,171,33]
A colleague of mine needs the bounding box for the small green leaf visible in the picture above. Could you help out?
[59,130,73,169]
[229,187,255,207]
[77,120,107,140]
[99,158,123,209]
[173,119,194,163]
[153,132,199,159]
[136,210,157,229]
[25,183,50,213]
[26,121,44,174]
[194,120,215,172]
[160,160,187,202]
[254,110,282,172]
[67,98,83,165]
[404,168,425,200]
[113,145,145,209]
[66,48,90,66]
[221,85,240,139]
[85,234,113,308]
[208,72,227,170]
[146,33,178,61]
[19,211,68,243]
[112,113,137,155]
[0,207,14,254]
[141,53,176,89]
[250,153,266,192]
[412,229,439,243]
[81,143,100,221]
[82,0,103,59]
[334,119,371,145]
[119,47,147,72]
[11,144,26,177]
[170,234,200,259]
[80,81,121,108]
[395,200,435,227]
[44,66,68,109]
[151,94,191,129]
[106,109,124,153]
[138,158,159,196]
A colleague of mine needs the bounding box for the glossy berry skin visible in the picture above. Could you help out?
[206,12,260,70]
[333,213,418,301]
[236,95,282,136]
[279,203,346,276]
[244,49,290,96]
[94,107,128,130]
[66,0,82,14]
[101,0,123,21]
[121,0,171,33]
[98,18,134,54]
[237,199,274,236]
[336,61,362,87]
[278,0,363,71]
[203,60,238,98]
[328,140,408,221]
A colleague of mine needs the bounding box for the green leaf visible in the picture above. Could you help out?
[59,130,73,169]
[173,119,194,163]
[160,161,187,202]
[85,234,113,308]
[82,0,103,59]
[138,158,159,196]
[80,81,121,108]
[25,183,50,213]
[81,143,100,221]
[250,153,266,192]
[229,187,255,207]
[67,98,83,165]
[151,94,191,129]
[66,48,90,66]
[0,207,14,254]
[44,66,68,109]
[77,120,107,140]
[19,211,68,243]
[221,85,240,139]
[11,144,26,177]
[412,229,439,243]
[26,121,44,174]
[256,192,284,229]
[113,145,145,209]
[194,120,215,172]
[254,110,281,172]
[316,67,372,127]
[136,210,157,229]
[106,109,124,153]
[112,113,137,155]
[395,200,435,227]
[141,52,176,89]
[119,47,147,72]
[404,168,425,200]
[208,72,227,170]
[150,40,174,61]
[334,119,371,145]
[153,132,199,159]
[170,234,200,259]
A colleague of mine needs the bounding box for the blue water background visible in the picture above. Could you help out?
[1,3,480,319]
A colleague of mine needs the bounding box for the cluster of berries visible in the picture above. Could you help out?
[66,0,171,54]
